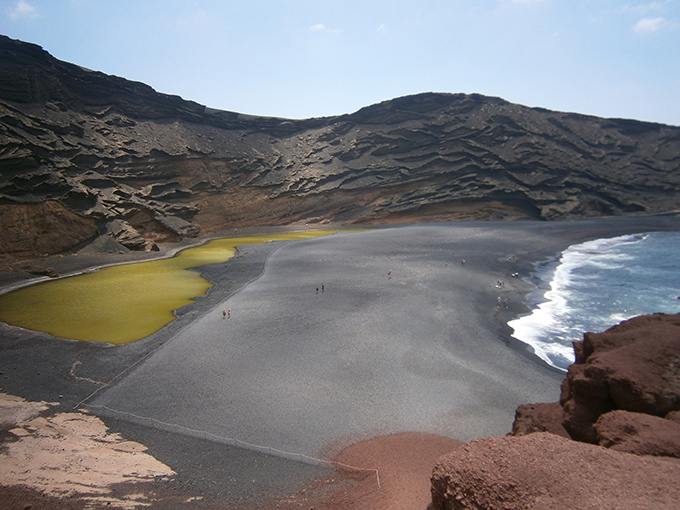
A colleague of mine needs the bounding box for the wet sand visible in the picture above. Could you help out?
[2,216,680,508]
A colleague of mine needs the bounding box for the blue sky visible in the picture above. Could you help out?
[1,0,679,125]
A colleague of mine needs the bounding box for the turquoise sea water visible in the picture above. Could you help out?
[508,231,680,371]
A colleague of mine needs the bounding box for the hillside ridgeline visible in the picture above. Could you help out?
[1,35,679,260]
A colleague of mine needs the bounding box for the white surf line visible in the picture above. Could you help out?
[83,403,381,489]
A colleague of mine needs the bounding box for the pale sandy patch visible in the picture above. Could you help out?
[0,393,175,508]
[0,392,56,427]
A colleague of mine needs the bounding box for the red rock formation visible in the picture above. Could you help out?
[511,313,680,448]
[431,433,680,510]
[595,410,680,457]
[431,313,680,509]
[510,402,569,438]
[561,313,680,443]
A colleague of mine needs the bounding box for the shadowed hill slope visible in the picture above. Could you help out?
[1,35,679,259]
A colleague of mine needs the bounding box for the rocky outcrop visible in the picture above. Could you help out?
[103,219,154,251]
[431,313,680,509]
[561,313,680,445]
[510,401,570,438]
[595,410,680,457]
[510,313,680,450]
[2,35,680,261]
[0,201,96,260]
[431,433,680,510]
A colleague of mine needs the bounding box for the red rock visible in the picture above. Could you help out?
[431,433,680,510]
[510,402,569,438]
[433,313,680,510]
[560,361,616,442]
[561,313,680,442]
[595,410,680,458]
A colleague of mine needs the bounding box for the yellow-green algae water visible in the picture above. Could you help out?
[0,230,340,344]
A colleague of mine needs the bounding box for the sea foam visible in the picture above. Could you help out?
[509,232,680,371]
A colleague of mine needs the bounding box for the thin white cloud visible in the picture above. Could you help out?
[309,23,340,34]
[633,16,666,33]
[377,23,387,33]
[8,0,37,20]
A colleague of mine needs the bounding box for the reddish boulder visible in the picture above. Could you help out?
[431,432,680,510]
[512,313,680,444]
[431,314,680,510]
[510,402,569,438]
[561,313,680,442]
[559,361,616,442]
[595,410,680,457]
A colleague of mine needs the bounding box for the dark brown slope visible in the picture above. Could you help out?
[1,35,679,260]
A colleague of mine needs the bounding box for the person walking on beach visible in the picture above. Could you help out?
[222,309,226,319]
[227,309,231,319]
[316,285,319,294]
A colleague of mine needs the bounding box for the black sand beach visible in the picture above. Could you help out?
[2,215,680,508]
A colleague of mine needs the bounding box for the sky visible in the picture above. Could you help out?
[1,0,679,125]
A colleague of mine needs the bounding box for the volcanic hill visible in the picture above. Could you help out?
[1,34,679,260]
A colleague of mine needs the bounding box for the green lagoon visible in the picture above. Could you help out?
[0,231,339,344]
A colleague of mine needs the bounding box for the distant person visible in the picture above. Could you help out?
[388,271,392,279]
[228,309,231,319]
[222,309,226,319]
[461,259,466,265]
[316,286,319,294]
[321,284,325,293]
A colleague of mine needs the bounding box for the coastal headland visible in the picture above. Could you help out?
[1,215,680,509]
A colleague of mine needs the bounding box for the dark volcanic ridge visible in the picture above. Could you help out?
[1,34,680,260]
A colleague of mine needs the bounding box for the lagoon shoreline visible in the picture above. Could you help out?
[2,215,680,509]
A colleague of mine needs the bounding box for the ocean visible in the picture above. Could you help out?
[508,231,680,371]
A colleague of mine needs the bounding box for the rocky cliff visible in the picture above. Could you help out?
[2,35,680,260]
[431,313,680,509]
